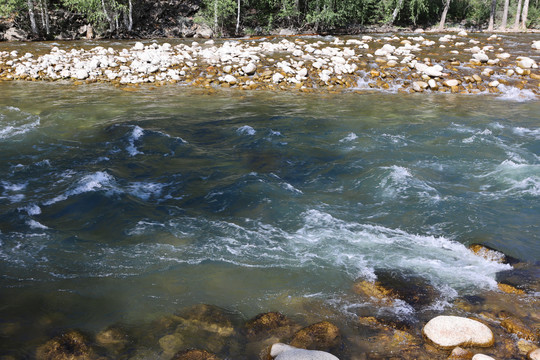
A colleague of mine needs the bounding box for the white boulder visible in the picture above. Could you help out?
[531,41,540,50]
[517,57,538,69]
[529,348,540,360]
[271,343,339,360]
[472,355,495,360]
[242,62,257,75]
[423,316,494,349]
[223,74,237,84]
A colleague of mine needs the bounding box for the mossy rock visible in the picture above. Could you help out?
[243,312,299,341]
[170,349,221,360]
[289,321,341,352]
[36,330,95,360]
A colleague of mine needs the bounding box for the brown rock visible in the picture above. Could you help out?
[501,317,536,341]
[95,326,129,353]
[470,244,505,262]
[448,346,473,359]
[289,321,341,351]
[36,331,95,360]
[171,349,221,360]
[243,312,298,341]
[353,280,395,304]
[498,283,525,295]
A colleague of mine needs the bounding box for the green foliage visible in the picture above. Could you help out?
[0,0,25,18]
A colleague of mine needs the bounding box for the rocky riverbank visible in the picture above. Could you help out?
[1,31,539,97]
[18,245,539,360]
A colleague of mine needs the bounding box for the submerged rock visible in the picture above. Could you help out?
[500,316,537,341]
[270,343,339,360]
[171,349,221,360]
[422,316,494,349]
[36,330,95,360]
[289,321,340,352]
[95,325,130,354]
[244,312,299,341]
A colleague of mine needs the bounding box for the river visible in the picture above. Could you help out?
[0,80,539,358]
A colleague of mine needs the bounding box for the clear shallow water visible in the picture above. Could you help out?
[0,82,539,357]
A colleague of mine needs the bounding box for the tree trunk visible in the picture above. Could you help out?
[43,0,49,35]
[521,0,530,29]
[213,0,218,33]
[513,0,522,29]
[488,0,497,31]
[500,0,509,29]
[390,0,404,25]
[128,0,133,32]
[27,0,38,35]
[235,0,240,35]
[101,0,114,32]
[438,0,451,31]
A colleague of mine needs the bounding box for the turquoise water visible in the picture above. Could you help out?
[0,81,539,357]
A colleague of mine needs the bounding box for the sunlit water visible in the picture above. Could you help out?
[0,81,539,357]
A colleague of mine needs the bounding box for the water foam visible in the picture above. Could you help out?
[378,165,439,201]
[497,85,538,102]
[0,107,40,140]
[126,125,144,156]
[237,125,256,136]
[339,133,358,142]
[45,171,118,205]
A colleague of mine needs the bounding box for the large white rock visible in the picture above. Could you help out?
[242,62,257,75]
[472,355,495,360]
[529,348,540,360]
[517,57,538,69]
[271,343,339,360]
[423,316,494,349]
[532,41,540,50]
[74,69,89,80]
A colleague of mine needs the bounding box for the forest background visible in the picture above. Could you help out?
[0,0,539,41]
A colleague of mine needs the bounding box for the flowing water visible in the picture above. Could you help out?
[0,80,539,358]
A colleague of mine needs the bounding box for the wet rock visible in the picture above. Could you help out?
[497,283,525,294]
[95,326,129,353]
[422,316,494,349]
[36,330,95,360]
[171,349,221,360]
[413,81,428,92]
[270,343,338,360]
[289,321,341,352]
[519,341,538,356]
[448,347,473,359]
[353,280,394,304]
[444,79,460,87]
[244,312,298,341]
[471,355,494,360]
[500,316,536,341]
[533,41,540,50]
[468,245,508,264]
[488,81,499,88]
[159,333,184,356]
[528,348,540,360]
[373,270,440,309]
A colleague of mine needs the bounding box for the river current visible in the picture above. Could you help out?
[0,81,539,357]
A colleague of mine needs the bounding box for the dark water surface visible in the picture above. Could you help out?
[0,81,539,357]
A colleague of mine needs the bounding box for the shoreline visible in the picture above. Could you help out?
[1,31,538,98]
